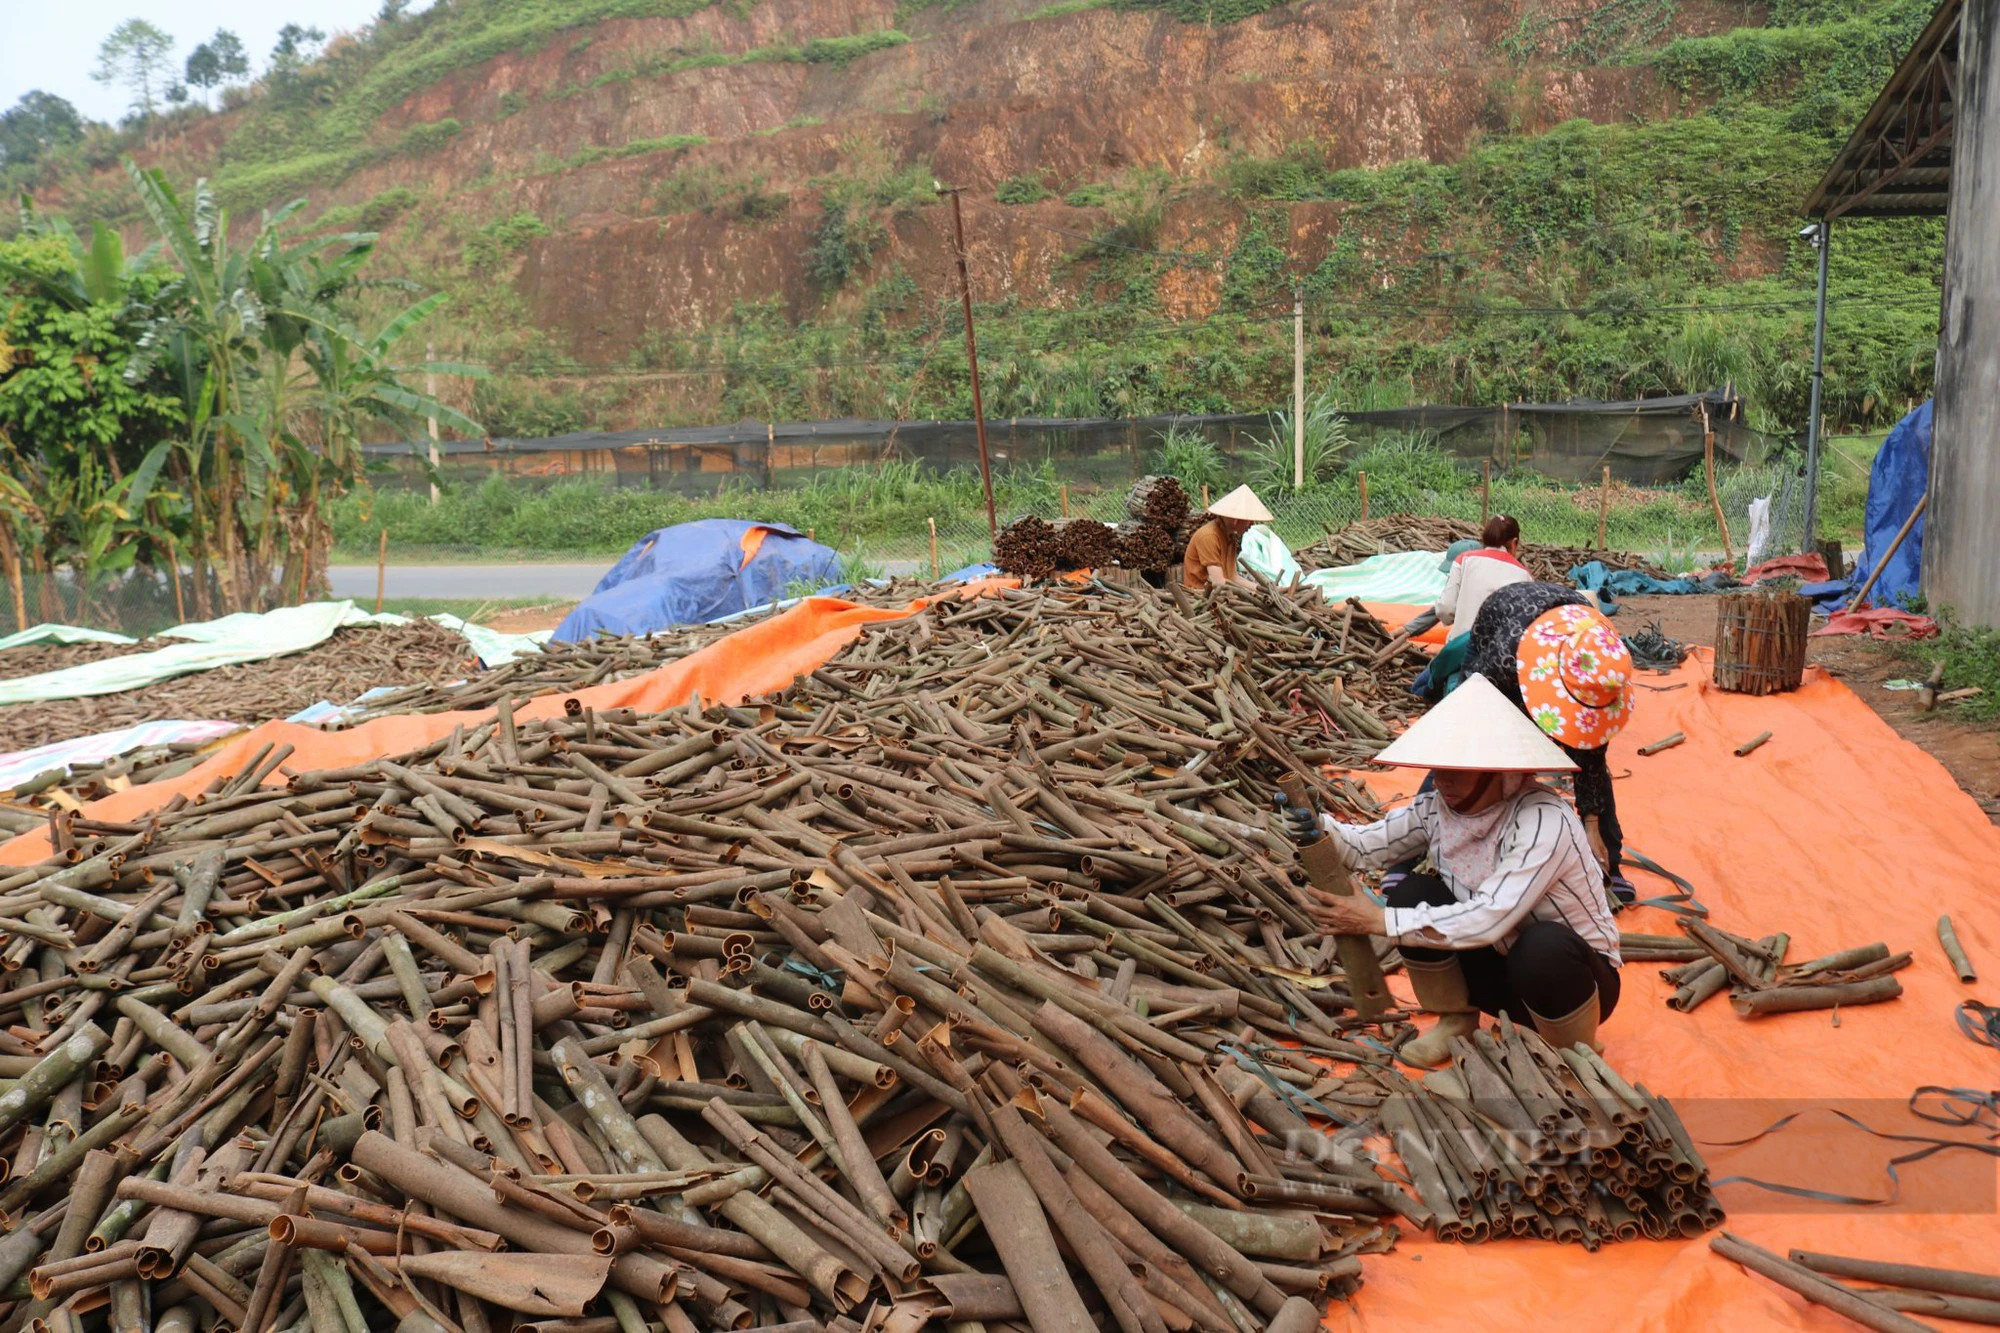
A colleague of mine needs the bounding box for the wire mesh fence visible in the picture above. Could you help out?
[13,428,1876,638]
[0,569,209,640]
[351,402,1871,583]
[361,392,1787,497]
[845,453,1865,579]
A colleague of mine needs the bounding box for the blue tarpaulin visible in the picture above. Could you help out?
[1844,400,1931,609]
[1567,562,1737,615]
[551,521,840,642]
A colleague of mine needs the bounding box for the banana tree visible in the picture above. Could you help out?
[0,436,174,627]
[125,161,481,610]
[0,472,45,631]
[0,202,161,313]
[278,293,482,598]
[125,163,264,611]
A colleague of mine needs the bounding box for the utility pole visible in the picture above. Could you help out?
[425,339,441,506]
[943,187,998,543]
[1801,219,1831,553]
[1293,288,1305,490]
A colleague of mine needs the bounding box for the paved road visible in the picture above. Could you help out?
[327,564,609,601]
[326,558,940,604]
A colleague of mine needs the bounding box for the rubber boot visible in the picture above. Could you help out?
[1529,991,1603,1054]
[1399,957,1480,1069]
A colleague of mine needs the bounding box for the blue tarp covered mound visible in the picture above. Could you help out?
[1842,400,1931,608]
[551,520,840,642]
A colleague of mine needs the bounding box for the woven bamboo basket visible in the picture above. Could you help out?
[1713,587,1810,695]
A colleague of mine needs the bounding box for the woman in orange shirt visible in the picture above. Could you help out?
[1181,486,1273,589]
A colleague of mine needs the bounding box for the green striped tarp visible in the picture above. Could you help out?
[1299,550,1450,606]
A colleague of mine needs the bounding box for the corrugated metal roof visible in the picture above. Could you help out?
[1803,0,1961,219]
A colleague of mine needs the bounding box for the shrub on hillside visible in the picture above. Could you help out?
[801,31,910,63]
[996,175,1051,205]
[399,118,462,155]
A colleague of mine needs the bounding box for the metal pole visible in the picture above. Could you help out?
[945,189,998,543]
[1292,288,1305,490]
[425,340,441,506]
[1801,218,1831,552]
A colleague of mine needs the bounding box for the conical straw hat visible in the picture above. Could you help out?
[1372,673,1578,772]
[1207,485,1274,522]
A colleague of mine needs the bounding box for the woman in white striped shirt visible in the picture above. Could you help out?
[1294,675,1621,1068]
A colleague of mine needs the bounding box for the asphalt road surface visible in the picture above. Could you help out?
[326,564,608,601]
[326,558,936,604]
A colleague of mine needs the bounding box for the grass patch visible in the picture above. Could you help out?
[1901,616,2000,724]
[573,29,908,90]
[996,175,1052,204]
[463,213,553,271]
[316,186,426,233]
[373,596,569,620]
[213,148,385,210]
[753,116,825,137]
[332,463,1064,561]
[563,134,709,169]
[1027,0,1116,17]
[1113,0,1295,21]
[168,0,733,209]
[811,138,936,210]
[398,118,464,156]
[801,30,911,61]
[652,166,787,217]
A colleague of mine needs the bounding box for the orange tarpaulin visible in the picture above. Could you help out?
[1359,600,1447,647]
[1327,640,2000,1330]
[10,587,2000,1330]
[0,582,1011,865]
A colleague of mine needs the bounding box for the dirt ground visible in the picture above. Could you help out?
[1617,593,2000,824]
[482,602,577,634]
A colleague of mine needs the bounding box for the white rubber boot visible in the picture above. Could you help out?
[1529,991,1603,1054]
[1400,956,1480,1069]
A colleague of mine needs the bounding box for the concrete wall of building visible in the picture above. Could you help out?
[1925,0,2000,625]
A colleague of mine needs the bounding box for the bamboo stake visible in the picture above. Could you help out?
[1850,493,1927,609]
[1701,403,1733,568]
[166,537,187,625]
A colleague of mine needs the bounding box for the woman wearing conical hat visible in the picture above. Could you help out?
[1465,581,1636,898]
[1182,485,1273,590]
[1292,675,1623,1067]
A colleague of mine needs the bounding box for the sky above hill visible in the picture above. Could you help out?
[3,1,434,124]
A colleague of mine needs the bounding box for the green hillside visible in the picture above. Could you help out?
[7,0,1946,439]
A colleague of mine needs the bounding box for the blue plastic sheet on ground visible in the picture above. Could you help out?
[944,562,999,582]
[551,520,841,643]
[1842,400,1931,609]
[1569,561,1735,614]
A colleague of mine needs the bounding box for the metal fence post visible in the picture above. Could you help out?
[1292,288,1305,490]
[1801,219,1832,553]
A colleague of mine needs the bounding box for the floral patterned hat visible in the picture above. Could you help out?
[1517,604,1634,749]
